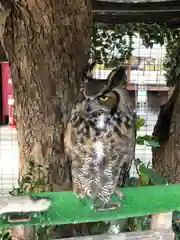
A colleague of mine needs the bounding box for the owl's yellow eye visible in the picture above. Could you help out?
[99,95,109,101]
[98,92,117,107]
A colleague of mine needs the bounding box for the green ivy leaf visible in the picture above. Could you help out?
[136,135,160,148]
[139,164,168,185]
[136,136,145,145]
[140,173,150,185]
[136,117,145,130]
[145,140,160,148]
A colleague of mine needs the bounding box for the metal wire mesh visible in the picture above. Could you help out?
[0,126,19,196]
[131,33,166,89]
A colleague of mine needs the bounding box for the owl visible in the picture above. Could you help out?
[65,63,136,211]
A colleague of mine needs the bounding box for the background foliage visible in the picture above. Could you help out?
[90,23,180,86]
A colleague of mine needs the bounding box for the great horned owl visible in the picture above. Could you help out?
[65,63,136,211]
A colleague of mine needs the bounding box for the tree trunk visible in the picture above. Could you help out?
[152,82,180,183]
[2,0,91,239]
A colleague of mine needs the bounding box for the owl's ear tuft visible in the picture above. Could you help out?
[82,61,97,82]
[107,66,127,89]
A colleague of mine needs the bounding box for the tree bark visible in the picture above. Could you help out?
[152,82,180,183]
[1,0,91,239]
[4,0,91,188]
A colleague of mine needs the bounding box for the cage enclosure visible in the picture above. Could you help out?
[0,1,179,240]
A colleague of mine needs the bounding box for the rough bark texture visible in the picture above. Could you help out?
[152,82,180,183]
[0,2,9,60]
[3,0,91,188]
[1,0,91,239]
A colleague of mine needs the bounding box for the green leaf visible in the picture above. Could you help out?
[139,164,168,185]
[136,136,145,145]
[145,140,160,148]
[136,135,160,148]
[140,173,150,185]
[136,117,145,130]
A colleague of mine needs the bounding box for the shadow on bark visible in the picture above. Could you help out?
[152,81,180,182]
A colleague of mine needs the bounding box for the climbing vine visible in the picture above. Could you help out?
[90,23,180,86]
[90,23,135,67]
[163,28,180,86]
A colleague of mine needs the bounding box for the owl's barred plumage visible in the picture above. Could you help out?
[65,63,136,210]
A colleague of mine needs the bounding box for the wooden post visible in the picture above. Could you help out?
[151,212,172,230]
[151,212,174,239]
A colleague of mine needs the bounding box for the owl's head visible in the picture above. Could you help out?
[79,62,128,118]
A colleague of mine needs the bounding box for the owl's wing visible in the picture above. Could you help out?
[64,121,91,195]
[117,114,136,188]
[117,149,135,187]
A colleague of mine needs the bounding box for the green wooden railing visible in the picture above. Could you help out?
[0,184,180,228]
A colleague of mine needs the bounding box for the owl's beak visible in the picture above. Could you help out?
[84,100,91,113]
[83,99,101,117]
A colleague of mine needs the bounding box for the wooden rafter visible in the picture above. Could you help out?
[92,0,180,27]
[92,1,180,13]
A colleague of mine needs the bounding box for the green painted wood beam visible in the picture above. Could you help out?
[1,184,180,228]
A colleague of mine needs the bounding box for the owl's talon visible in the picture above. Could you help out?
[93,188,124,212]
[115,188,124,201]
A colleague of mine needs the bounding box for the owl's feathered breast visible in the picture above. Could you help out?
[67,101,135,197]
